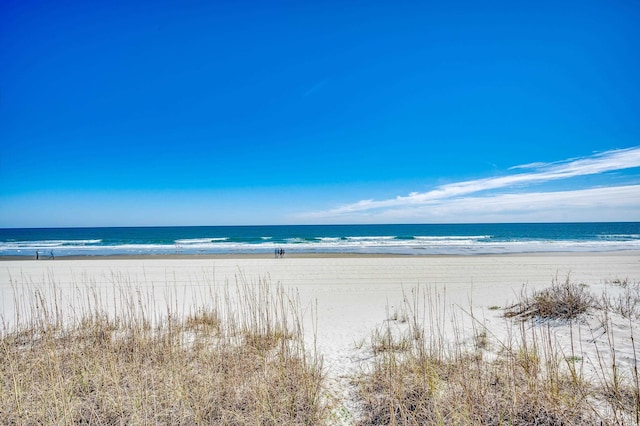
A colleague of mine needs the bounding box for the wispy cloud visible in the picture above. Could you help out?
[304,147,640,222]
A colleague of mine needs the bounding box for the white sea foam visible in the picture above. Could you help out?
[345,236,395,241]
[285,238,307,243]
[2,235,640,257]
[0,239,102,248]
[413,235,491,241]
[174,238,228,244]
[598,234,640,240]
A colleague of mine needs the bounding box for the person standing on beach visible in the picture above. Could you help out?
[36,250,39,260]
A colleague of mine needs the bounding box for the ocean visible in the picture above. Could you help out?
[0,223,639,257]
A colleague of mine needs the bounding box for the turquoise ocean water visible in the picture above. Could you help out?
[0,223,639,257]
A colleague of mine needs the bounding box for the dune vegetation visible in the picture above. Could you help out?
[2,273,639,425]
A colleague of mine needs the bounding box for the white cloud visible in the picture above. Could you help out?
[303,147,640,222]
[508,161,549,170]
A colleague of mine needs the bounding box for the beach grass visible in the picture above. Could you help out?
[0,275,328,425]
[355,278,640,425]
[2,269,640,425]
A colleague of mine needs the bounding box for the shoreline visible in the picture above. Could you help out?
[2,249,640,261]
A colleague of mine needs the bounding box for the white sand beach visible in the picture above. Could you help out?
[2,253,640,357]
[2,252,640,421]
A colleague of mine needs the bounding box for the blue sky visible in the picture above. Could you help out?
[1,0,639,227]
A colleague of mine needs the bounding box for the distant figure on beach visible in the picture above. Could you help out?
[275,248,279,258]
[36,250,39,260]
[280,248,285,258]
[49,250,54,260]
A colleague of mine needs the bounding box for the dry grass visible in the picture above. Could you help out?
[357,350,596,425]
[504,274,595,321]
[0,276,328,425]
[355,278,640,425]
[601,278,640,320]
[3,271,640,425]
